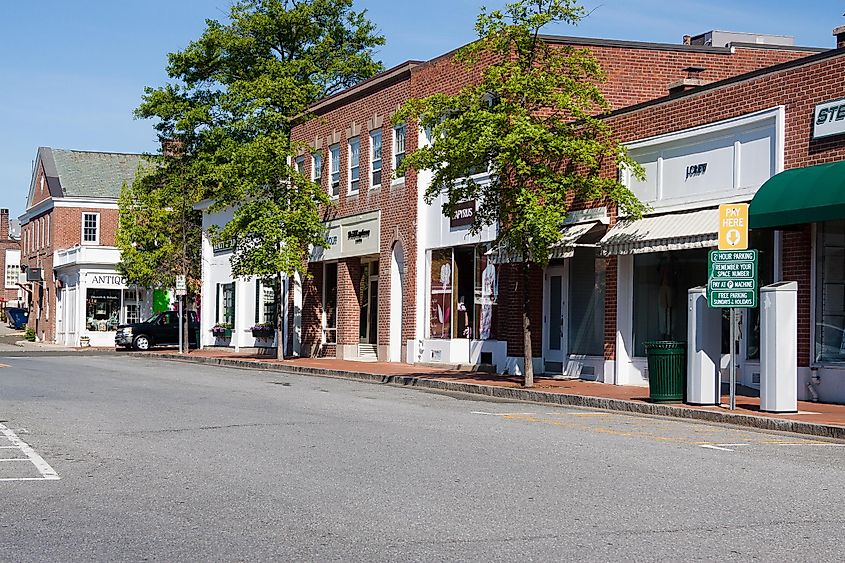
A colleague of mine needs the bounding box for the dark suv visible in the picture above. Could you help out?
[116,311,200,351]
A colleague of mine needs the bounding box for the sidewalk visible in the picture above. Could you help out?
[143,349,845,439]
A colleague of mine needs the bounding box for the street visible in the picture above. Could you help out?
[1,355,844,561]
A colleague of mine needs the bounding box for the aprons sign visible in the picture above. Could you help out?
[813,98,845,139]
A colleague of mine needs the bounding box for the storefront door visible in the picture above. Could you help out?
[543,265,568,367]
[359,262,379,344]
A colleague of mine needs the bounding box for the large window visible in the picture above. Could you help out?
[254,280,277,325]
[816,220,845,363]
[370,130,382,188]
[312,153,323,184]
[348,136,360,193]
[124,288,145,325]
[216,283,235,326]
[323,263,338,343]
[393,124,406,179]
[632,249,708,357]
[429,246,496,340]
[86,288,120,331]
[568,249,606,356]
[329,144,340,197]
[83,213,99,244]
[5,263,20,288]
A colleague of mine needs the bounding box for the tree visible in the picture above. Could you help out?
[135,0,385,358]
[117,142,204,352]
[395,0,645,387]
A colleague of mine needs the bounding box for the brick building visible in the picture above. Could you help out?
[0,209,23,310]
[271,31,818,369]
[20,147,153,346]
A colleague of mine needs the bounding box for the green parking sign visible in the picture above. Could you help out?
[708,250,758,308]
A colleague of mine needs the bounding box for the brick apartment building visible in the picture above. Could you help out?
[0,209,22,309]
[20,147,153,346]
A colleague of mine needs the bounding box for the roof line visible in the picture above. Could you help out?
[604,47,842,120]
[306,60,422,115]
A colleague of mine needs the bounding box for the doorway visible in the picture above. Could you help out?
[359,261,379,345]
[543,264,568,371]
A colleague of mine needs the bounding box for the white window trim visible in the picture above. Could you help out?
[82,212,100,245]
[392,124,406,186]
[329,144,341,200]
[370,130,382,190]
[348,136,360,195]
[312,153,322,184]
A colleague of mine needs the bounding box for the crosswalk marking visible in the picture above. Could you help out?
[0,422,60,482]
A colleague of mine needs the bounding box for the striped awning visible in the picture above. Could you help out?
[549,221,604,259]
[600,208,719,256]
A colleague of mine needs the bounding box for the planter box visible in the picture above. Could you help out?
[212,328,232,338]
[251,328,275,339]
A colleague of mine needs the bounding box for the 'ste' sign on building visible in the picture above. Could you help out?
[718,203,749,251]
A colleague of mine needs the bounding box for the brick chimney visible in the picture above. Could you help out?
[834,26,845,49]
[668,66,709,96]
[0,209,9,240]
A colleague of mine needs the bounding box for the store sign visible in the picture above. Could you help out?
[813,98,845,139]
[87,273,128,288]
[312,211,380,261]
[718,203,749,251]
[685,163,707,180]
[450,200,476,228]
[707,250,758,308]
[347,229,371,244]
[213,239,234,254]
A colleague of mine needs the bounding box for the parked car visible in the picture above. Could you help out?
[116,311,200,351]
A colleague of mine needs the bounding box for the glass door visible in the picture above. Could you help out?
[543,265,567,365]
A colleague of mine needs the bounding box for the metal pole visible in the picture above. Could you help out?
[178,296,183,355]
[729,307,736,410]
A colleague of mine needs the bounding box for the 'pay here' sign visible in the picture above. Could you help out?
[718,203,749,251]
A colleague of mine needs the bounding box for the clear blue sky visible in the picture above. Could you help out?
[1,0,842,218]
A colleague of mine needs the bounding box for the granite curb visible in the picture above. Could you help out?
[141,352,845,440]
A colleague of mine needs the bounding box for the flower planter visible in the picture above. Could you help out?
[211,328,232,338]
[251,328,275,339]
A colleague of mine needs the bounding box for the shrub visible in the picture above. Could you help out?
[24,327,36,342]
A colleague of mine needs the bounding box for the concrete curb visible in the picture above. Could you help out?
[141,353,845,440]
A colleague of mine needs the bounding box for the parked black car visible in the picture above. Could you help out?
[116,311,200,350]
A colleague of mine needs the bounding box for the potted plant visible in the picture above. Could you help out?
[250,323,275,338]
[211,323,233,338]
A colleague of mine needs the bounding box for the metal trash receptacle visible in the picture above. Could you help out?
[644,340,686,403]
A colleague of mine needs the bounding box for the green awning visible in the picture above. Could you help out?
[750,161,845,229]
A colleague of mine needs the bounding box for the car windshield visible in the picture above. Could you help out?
[143,314,160,324]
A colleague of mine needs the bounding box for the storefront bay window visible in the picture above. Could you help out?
[429,246,496,340]
[86,289,121,331]
[816,220,845,363]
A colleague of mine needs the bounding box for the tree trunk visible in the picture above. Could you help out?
[276,271,285,360]
[522,257,534,388]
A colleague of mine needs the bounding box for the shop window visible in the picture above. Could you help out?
[393,124,406,179]
[745,230,774,360]
[429,246,496,340]
[216,283,235,326]
[86,288,120,331]
[568,249,605,356]
[348,136,360,193]
[254,280,276,324]
[329,144,340,197]
[633,249,708,357]
[312,153,322,184]
[370,130,382,188]
[816,220,845,363]
[323,263,338,344]
[82,213,99,244]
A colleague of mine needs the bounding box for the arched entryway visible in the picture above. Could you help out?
[389,240,405,362]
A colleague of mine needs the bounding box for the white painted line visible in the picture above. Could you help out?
[0,445,19,449]
[0,422,60,481]
[0,477,54,482]
[699,445,735,452]
[0,458,31,462]
[471,411,537,416]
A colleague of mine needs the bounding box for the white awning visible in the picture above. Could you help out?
[600,208,719,256]
[549,221,603,259]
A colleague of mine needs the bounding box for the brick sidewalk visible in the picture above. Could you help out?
[150,349,845,434]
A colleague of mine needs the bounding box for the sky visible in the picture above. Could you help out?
[1,0,843,219]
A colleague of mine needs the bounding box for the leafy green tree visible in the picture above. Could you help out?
[134,0,385,358]
[396,0,645,387]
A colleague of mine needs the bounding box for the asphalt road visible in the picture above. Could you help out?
[1,355,843,562]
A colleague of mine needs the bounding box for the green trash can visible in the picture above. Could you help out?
[644,340,686,403]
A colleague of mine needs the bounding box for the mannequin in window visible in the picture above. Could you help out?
[479,256,497,340]
[657,254,675,340]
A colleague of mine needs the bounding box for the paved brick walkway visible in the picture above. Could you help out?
[161,349,845,430]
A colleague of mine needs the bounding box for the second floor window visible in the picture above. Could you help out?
[329,143,340,197]
[348,136,360,193]
[394,124,406,179]
[83,213,99,244]
[295,155,305,176]
[313,153,322,184]
[5,263,20,288]
[370,130,382,188]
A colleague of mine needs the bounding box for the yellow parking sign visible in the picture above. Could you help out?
[718,203,749,250]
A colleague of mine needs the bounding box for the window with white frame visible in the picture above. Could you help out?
[5,263,20,288]
[370,130,382,188]
[393,124,406,179]
[312,152,323,184]
[329,143,340,197]
[82,213,99,244]
[295,155,305,175]
[45,214,50,247]
[348,136,360,193]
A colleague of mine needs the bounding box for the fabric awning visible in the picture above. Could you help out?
[549,221,604,259]
[600,208,719,256]
[750,161,845,229]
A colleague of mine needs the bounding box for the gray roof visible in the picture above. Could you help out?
[41,148,144,200]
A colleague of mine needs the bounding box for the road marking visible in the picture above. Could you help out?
[699,443,748,452]
[471,411,537,416]
[0,422,60,481]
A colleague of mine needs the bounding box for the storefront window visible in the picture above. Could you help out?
[633,249,708,357]
[568,249,605,356]
[474,246,497,340]
[429,246,496,340]
[124,288,146,325]
[86,288,120,331]
[816,220,845,363]
[324,263,338,344]
[430,249,452,339]
[745,230,774,360]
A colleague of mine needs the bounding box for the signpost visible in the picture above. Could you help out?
[710,203,756,410]
[176,275,187,354]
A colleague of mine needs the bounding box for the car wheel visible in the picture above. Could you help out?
[133,335,152,351]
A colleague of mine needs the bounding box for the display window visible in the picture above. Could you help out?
[568,249,605,356]
[816,220,845,363]
[429,246,496,340]
[86,288,121,331]
[323,263,338,344]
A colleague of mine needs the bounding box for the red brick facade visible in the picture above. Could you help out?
[0,209,22,305]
